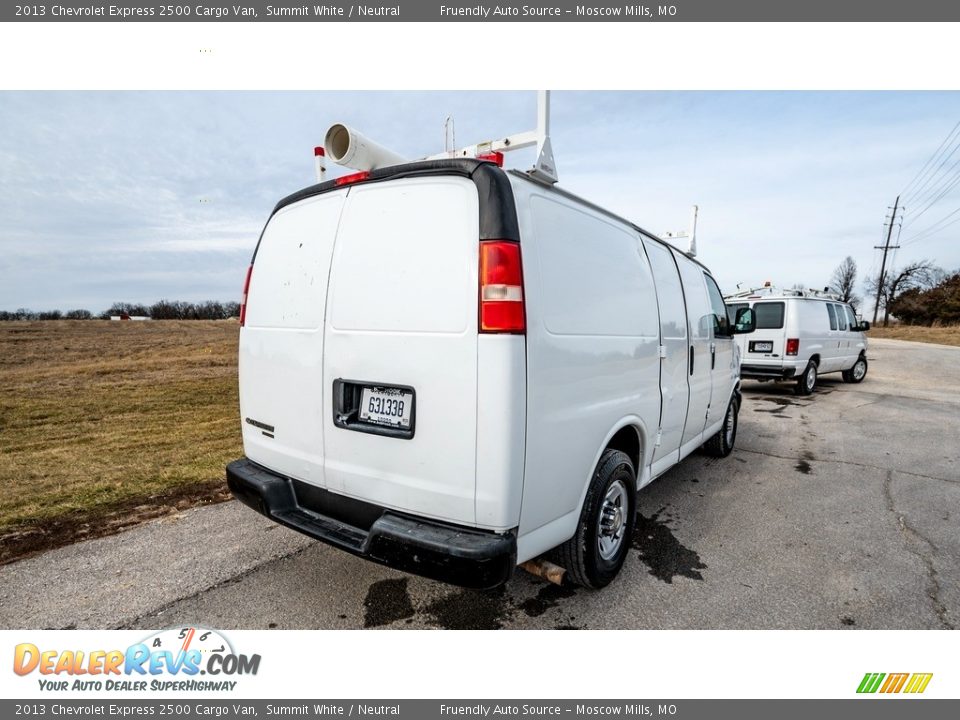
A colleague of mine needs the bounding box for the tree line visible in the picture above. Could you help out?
[829,256,959,326]
[0,300,241,321]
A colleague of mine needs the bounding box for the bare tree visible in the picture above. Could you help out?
[865,260,940,326]
[829,256,860,310]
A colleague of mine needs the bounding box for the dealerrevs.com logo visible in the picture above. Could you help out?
[13,627,260,693]
[857,673,933,694]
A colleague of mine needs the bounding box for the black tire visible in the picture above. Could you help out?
[704,396,739,458]
[554,449,637,589]
[842,354,868,383]
[795,360,817,396]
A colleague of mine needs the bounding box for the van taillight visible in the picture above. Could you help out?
[786,338,800,355]
[239,264,253,327]
[479,240,525,334]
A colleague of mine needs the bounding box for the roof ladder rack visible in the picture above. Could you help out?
[425,90,558,185]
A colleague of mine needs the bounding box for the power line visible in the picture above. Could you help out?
[889,219,904,269]
[903,152,960,210]
[903,134,960,207]
[903,213,960,246]
[901,204,960,246]
[901,120,960,202]
[901,160,960,230]
[903,134,960,206]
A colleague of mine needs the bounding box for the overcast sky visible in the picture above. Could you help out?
[1,91,958,312]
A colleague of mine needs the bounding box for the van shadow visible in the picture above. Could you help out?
[375,462,721,629]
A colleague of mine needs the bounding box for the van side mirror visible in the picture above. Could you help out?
[857,321,870,332]
[732,307,756,334]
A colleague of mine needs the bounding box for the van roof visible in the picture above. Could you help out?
[506,169,712,274]
[271,158,520,243]
[726,294,850,305]
[268,159,711,274]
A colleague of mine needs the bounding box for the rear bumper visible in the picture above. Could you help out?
[226,458,516,589]
[740,363,798,380]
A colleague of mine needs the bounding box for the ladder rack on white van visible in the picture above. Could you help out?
[317,91,559,185]
[424,90,558,185]
[726,285,842,301]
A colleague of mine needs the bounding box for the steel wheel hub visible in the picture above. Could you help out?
[854,360,866,380]
[598,480,628,560]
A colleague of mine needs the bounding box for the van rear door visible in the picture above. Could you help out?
[743,301,786,360]
[239,191,347,488]
[674,252,714,455]
[321,176,481,526]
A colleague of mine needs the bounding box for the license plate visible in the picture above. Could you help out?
[751,341,773,353]
[359,386,414,429]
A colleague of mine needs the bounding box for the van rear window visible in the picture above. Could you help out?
[753,302,785,329]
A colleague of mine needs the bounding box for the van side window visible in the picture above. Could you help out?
[844,305,858,329]
[834,303,848,331]
[704,274,731,337]
[826,303,838,330]
[753,302,785,329]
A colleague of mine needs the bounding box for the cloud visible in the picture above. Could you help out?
[1,91,958,311]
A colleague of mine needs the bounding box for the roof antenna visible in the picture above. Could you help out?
[662,205,699,257]
[443,115,456,156]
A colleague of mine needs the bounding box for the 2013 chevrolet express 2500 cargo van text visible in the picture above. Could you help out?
[227,156,756,589]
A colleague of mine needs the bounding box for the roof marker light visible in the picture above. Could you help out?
[335,170,371,186]
[477,151,505,167]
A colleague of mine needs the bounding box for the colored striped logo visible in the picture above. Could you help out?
[857,672,933,694]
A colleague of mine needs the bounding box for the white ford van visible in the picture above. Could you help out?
[227,158,756,589]
[725,288,869,395]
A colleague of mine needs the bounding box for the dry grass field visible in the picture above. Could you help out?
[0,320,241,563]
[2,319,954,567]
[869,324,960,347]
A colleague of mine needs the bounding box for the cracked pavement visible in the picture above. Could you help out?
[1,338,957,630]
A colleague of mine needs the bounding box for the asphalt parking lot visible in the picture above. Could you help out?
[1,338,957,630]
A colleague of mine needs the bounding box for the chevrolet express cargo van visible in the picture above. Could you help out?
[227,158,755,589]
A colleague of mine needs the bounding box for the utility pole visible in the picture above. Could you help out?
[872,195,902,324]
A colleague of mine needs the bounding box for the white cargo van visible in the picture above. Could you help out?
[725,288,869,395]
[227,157,756,589]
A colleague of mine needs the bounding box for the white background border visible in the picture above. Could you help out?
[1,22,958,90]
[0,18,956,701]
[1,629,956,699]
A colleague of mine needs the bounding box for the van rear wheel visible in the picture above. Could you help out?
[842,355,868,383]
[555,449,636,589]
[704,397,738,458]
[795,361,817,396]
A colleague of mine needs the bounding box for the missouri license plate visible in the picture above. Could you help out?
[750,341,774,353]
[359,386,414,429]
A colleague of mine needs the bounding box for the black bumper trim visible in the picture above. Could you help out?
[226,458,516,589]
[740,364,797,380]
